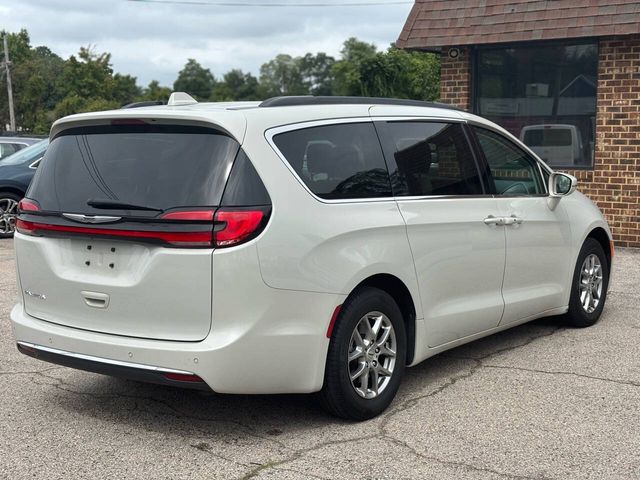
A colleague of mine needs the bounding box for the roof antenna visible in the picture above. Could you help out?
[167,92,198,106]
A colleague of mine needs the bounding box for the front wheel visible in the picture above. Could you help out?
[319,287,406,420]
[565,238,610,328]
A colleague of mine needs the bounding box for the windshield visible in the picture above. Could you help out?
[27,124,239,215]
[0,139,48,166]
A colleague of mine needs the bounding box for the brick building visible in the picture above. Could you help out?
[397,0,640,247]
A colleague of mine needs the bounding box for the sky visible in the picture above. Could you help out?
[1,0,414,87]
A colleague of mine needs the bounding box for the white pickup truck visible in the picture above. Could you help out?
[520,124,583,166]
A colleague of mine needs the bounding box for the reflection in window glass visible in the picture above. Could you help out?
[473,127,544,196]
[273,123,392,200]
[384,122,482,196]
[475,42,597,168]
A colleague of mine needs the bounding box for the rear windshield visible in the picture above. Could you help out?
[523,128,572,147]
[27,125,239,214]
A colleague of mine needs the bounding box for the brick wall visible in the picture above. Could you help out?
[565,36,640,248]
[440,47,471,110]
[439,38,640,248]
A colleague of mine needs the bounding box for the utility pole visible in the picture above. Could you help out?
[2,35,16,132]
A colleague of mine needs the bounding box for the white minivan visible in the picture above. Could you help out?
[11,95,612,420]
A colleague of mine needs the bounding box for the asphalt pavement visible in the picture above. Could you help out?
[0,238,638,479]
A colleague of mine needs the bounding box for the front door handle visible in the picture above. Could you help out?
[484,215,505,226]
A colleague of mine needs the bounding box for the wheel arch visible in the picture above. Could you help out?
[0,186,26,199]
[348,273,417,365]
[585,226,613,269]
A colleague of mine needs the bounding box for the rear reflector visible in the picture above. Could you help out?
[326,305,342,338]
[163,372,205,383]
[214,209,265,247]
[15,219,212,247]
[17,198,40,212]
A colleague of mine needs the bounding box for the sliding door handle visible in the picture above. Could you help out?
[484,215,505,226]
[507,215,524,225]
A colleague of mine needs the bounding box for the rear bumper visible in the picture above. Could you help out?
[10,285,343,394]
[17,341,210,390]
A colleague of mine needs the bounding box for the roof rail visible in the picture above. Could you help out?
[121,101,164,109]
[258,96,462,111]
[168,92,198,106]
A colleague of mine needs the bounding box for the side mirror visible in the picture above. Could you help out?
[549,172,577,198]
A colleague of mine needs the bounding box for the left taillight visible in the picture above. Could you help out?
[17,198,40,212]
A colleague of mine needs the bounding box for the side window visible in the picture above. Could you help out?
[272,122,391,200]
[472,127,545,196]
[0,143,21,159]
[382,122,483,196]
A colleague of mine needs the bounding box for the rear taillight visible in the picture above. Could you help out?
[15,219,212,247]
[17,198,40,212]
[16,207,269,248]
[213,209,266,247]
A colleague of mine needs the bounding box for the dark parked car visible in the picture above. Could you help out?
[0,139,48,238]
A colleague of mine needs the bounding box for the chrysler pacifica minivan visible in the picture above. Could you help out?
[11,94,612,419]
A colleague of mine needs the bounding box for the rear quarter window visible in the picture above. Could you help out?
[272,122,392,200]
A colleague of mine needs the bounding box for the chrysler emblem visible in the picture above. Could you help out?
[62,213,122,224]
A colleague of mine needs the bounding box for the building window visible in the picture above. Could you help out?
[474,42,597,169]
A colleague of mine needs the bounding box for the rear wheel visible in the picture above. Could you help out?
[565,238,610,327]
[319,287,406,420]
[0,192,21,239]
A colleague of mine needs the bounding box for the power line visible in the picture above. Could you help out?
[128,0,412,7]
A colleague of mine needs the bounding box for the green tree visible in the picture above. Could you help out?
[331,38,378,96]
[142,80,172,102]
[259,54,307,97]
[173,59,215,100]
[359,48,439,100]
[212,69,259,101]
[298,53,335,95]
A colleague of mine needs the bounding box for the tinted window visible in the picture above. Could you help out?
[475,42,597,168]
[27,125,239,214]
[383,122,482,196]
[221,149,271,207]
[473,127,544,196]
[272,122,391,200]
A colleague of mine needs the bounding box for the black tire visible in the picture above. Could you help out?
[319,287,406,421]
[565,238,610,328]
[0,192,21,239]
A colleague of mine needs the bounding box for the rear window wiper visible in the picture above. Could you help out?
[87,199,162,212]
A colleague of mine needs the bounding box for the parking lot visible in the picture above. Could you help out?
[0,237,638,479]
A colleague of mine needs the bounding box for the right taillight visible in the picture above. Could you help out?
[213,208,268,247]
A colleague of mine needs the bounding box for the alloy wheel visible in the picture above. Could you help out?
[0,197,18,235]
[347,311,397,399]
[579,253,603,313]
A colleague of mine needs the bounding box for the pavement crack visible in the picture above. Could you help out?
[237,434,379,480]
[0,366,64,376]
[382,435,549,480]
[483,364,640,387]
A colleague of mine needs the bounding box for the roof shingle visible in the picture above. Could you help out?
[397,0,640,50]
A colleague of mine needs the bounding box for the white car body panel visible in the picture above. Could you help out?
[9,100,613,394]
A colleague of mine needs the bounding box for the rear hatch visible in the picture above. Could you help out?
[15,122,248,341]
